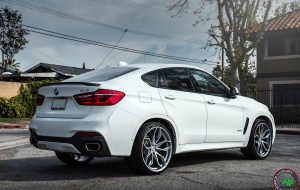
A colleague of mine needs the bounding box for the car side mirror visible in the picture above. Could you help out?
[230,87,239,97]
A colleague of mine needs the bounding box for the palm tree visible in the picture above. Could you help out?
[1,58,20,71]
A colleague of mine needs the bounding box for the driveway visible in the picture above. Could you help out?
[0,130,299,190]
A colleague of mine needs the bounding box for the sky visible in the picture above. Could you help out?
[0,0,293,73]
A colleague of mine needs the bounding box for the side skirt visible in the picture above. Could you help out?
[175,141,248,154]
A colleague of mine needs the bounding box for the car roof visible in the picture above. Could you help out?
[111,63,206,71]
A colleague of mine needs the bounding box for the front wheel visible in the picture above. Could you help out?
[241,119,272,159]
[126,122,173,175]
[55,152,94,165]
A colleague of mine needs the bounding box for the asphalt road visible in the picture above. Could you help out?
[0,129,299,190]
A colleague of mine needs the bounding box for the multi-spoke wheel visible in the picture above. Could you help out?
[241,119,272,160]
[126,122,173,175]
[55,152,94,165]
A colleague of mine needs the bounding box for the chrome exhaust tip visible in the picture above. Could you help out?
[85,143,101,151]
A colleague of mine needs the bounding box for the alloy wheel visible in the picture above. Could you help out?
[254,123,271,157]
[142,124,172,172]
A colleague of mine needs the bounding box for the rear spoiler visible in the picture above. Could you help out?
[40,82,100,88]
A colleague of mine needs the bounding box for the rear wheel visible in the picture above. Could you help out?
[55,152,94,165]
[241,119,272,159]
[126,122,173,175]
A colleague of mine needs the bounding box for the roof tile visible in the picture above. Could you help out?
[245,9,300,33]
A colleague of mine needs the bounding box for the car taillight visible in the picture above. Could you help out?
[73,89,125,106]
[36,94,45,106]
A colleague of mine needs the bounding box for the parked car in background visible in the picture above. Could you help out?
[29,63,275,174]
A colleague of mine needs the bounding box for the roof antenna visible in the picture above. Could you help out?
[119,61,128,66]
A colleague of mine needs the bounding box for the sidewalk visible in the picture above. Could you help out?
[275,127,300,136]
[0,121,30,129]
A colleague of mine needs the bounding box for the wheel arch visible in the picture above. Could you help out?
[132,117,177,154]
[242,114,275,145]
[255,115,274,139]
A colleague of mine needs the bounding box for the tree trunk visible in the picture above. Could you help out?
[231,64,240,91]
[0,50,4,81]
[239,67,247,96]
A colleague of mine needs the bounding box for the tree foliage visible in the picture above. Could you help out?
[168,0,272,93]
[0,7,29,75]
[274,0,300,16]
[1,58,20,71]
[212,64,256,92]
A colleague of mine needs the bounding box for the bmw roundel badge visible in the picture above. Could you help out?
[54,89,59,95]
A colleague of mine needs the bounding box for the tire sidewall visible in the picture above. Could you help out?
[134,122,173,174]
[249,119,272,159]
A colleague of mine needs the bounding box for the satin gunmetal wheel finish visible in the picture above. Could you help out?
[254,123,271,157]
[142,124,173,172]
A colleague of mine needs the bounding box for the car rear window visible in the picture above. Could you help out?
[63,67,139,82]
[142,71,157,87]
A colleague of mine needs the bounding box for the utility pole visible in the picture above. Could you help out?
[222,47,224,82]
[0,17,4,80]
[210,25,225,82]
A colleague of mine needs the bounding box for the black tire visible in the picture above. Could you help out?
[241,119,272,160]
[55,152,94,165]
[126,122,173,175]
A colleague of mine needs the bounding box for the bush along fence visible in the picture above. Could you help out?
[0,79,61,118]
[243,88,300,127]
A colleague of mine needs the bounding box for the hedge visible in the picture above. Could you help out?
[0,79,61,118]
[270,105,300,124]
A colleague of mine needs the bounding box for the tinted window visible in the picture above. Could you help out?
[189,69,228,97]
[160,68,194,92]
[64,67,138,82]
[158,72,167,88]
[142,71,157,87]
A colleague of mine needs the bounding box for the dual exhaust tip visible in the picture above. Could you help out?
[85,143,101,151]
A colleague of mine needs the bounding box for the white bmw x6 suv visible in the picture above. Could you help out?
[29,63,275,174]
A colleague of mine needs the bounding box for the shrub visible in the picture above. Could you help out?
[0,79,61,118]
[270,105,300,124]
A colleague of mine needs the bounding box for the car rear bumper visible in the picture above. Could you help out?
[30,129,111,157]
[29,106,141,156]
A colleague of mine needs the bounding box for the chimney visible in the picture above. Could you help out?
[83,62,86,69]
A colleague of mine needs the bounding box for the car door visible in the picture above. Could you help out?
[158,68,207,144]
[188,69,244,143]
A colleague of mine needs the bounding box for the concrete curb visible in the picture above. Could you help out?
[0,125,28,129]
[276,129,300,136]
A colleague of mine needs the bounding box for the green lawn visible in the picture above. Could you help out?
[0,118,31,122]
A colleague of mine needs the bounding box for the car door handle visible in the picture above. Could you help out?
[165,95,176,100]
[207,100,216,104]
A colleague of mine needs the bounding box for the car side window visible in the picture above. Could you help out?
[158,72,167,88]
[160,68,194,92]
[189,69,228,97]
[142,71,157,87]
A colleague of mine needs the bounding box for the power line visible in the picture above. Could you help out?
[27,44,65,65]
[101,51,125,65]
[0,0,204,45]
[96,29,127,69]
[23,25,217,65]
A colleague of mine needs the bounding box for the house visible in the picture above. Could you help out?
[2,63,92,82]
[245,9,300,107]
[245,9,300,91]
[245,10,300,125]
